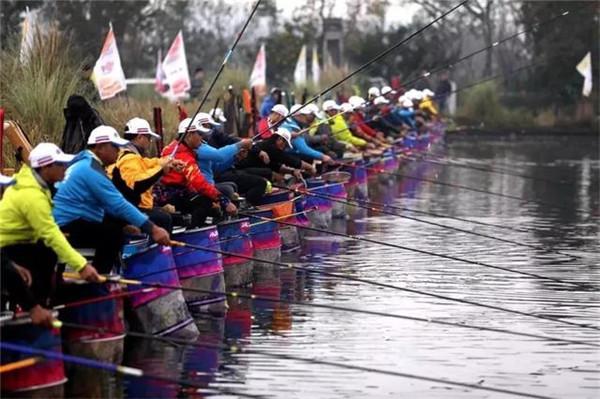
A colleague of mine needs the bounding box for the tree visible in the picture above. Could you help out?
[517,1,599,104]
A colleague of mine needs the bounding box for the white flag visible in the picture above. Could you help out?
[20,7,39,63]
[312,46,320,86]
[92,25,127,100]
[162,31,191,99]
[294,45,307,86]
[249,44,267,95]
[576,52,592,97]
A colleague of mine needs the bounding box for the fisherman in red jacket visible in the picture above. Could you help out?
[156,118,237,227]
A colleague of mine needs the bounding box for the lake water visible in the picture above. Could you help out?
[122,134,599,399]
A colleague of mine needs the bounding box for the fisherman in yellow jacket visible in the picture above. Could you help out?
[109,117,184,233]
[0,143,101,320]
[418,89,439,119]
[322,100,369,149]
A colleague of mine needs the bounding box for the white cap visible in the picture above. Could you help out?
[348,96,366,109]
[412,90,424,100]
[124,117,160,139]
[402,99,413,108]
[373,96,389,105]
[340,102,354,113]
[210,107,227,123]
[305,103,320,116]
[29,142,75,168]
[381,86,396,96]
[87,125,129,146]
[194,112,220,131]
[273,128,292,148]
[178,118,205,134]
[290,104,318,116]
[368,87,380,97]
[322,100,340,112]
[271,104,289,117]
[422,89,435,98]
[0,174,15,186]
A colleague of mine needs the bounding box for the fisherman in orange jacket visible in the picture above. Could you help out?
[109,117,185,233]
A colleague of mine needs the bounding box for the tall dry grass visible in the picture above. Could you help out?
[1,27,87,145]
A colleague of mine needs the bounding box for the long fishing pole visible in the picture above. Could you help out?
[166,242,600,331]
[398,152,574,186]
[175,0,261,150]
[260,191,594,289]
[56,273,600,348]
[342,159,597,218]
[57,323,557,399]
[252,0,468,140]
[296,184,582,259]
[400,6,587,91]
[0,342,264,398]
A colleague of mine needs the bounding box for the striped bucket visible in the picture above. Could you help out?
[172,226,227,317]
[246,208,281,279]
[305,185,333,229]
[123,244,199,339]
[1,323,67,394]
[325,182,347,219]
[217,218,254,288]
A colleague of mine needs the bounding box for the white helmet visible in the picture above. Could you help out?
[210,107,227,123]
[373,96,389,105]
[381,86,396,96]
[271,104,289,117]
[340,102,354,113]
[348,96,366,109]
[322,100,340,112]
[368,87,380,97]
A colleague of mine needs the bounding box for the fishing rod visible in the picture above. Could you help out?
[341,159,598,218]
[0,342,264,398]
[261,190,595,289]
[174,0,261,151]
[297,183,582,259]
[398,152,574,186]
[57,324,557,399]
[400,6,587,91]
[57,273,600,347]
[168,241,600,332]
[251,1,468,141]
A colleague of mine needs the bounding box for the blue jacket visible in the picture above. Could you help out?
[260,96,276,118]
[281,119,324,160]
[53,151,151,232]
[393,108,416,129]
[196,143,240,184]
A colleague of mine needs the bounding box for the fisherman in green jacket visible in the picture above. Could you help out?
[0,143,101,312]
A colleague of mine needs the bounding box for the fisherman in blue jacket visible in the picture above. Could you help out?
[53,126,171,273]
[281,104,334,165]
[194,113,268,205]
[393,98,417,130]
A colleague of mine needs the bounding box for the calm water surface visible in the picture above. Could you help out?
[124,134,600,399]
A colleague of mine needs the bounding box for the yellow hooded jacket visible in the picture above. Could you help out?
[0,165,87,271]
[329,114,367,147]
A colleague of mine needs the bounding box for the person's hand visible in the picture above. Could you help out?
[259,151,270,165]
[292,169,304,180]
[29,305,54,329]
[366,142,376,150]
[161,204,176,213]
[151,224,171,246]
[321,154,334,165]
[239,138,253,149]
[224,202,237,215]
[13,264,32,287]
[79,263,103,283]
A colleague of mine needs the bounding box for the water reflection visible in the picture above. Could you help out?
[117,136,598,398]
